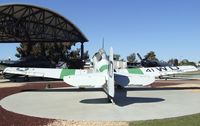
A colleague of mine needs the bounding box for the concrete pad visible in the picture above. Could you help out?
[1,88,200,121]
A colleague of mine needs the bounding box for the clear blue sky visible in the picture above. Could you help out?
[0,0,200,62]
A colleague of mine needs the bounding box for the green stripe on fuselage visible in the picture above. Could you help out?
[60,69,75,79]
[99,65,108,72]
[128,68,144,74]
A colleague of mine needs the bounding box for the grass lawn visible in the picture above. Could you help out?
[129,113,200,126]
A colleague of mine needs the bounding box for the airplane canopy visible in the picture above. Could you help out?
[0,4,88,43]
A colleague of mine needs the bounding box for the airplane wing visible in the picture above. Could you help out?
[141,65,198,76]
[3,67,109,89]
[114,65,198,87]
[116,65,198,77]
[3,67,89,79]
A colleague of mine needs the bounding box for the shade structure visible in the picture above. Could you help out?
[0,4,88,43]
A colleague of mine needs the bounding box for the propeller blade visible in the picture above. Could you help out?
[137,53,143,61]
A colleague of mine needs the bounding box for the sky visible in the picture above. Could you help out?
[0,0,200,62]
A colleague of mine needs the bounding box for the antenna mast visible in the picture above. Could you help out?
[102,37,104,49]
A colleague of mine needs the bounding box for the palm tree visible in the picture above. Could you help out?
[127,53,137,63]
[144,51,158,61]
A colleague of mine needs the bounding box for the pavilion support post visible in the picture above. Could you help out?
[81,42,84,69]
[81,42,84,60]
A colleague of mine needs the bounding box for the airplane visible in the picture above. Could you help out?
[3,48,198,103]
[0,56,52,68]
[136,53,170,67]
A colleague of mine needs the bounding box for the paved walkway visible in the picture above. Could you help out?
[1,88,200,121]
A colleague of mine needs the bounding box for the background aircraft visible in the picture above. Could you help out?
[136,53,170,67]
[0,56,52,68]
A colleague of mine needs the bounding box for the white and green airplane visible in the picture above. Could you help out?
[3,48,198,102]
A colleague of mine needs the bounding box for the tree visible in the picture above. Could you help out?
[174,59,179,66]
[179,59,189,65]
[16,42,72,66]
[127,53,137,63]
[144,51,158,61]
[15,42,89,68]
[179,59,196,66]
[168,58,179,66]
[114,54,121,61]
[67,48,89,68]
[15,43,32,58]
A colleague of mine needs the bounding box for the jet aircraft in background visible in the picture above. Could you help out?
[137,53,170,67]
[0,56,52,68]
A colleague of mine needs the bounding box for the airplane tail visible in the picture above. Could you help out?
[103,47,115,102]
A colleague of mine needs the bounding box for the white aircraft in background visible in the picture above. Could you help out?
[3,48,198,102]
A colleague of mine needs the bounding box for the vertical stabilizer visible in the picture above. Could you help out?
[103,47,115,102]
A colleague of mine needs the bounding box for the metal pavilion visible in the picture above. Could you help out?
[0,4,88,59]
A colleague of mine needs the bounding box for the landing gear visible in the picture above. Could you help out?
[116,84,124,89]
[24,75,29,81]
[107,96,114,104]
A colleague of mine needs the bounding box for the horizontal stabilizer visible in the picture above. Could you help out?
[63,73,106,88]
[115,73,155,87]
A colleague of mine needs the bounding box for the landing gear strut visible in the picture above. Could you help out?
[24,75,29,81]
